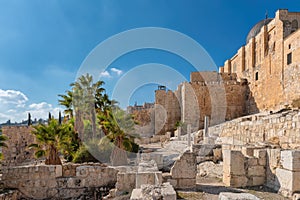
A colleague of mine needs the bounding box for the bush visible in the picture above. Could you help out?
[72,145,99,163]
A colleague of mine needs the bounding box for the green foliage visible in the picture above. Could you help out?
[30,119,79,164]
[0,132,8,160]
[98,106,138,153]
[175,121,183,128]
[58,90,73,118]
[57,74,139,164]
[72,145,99,163]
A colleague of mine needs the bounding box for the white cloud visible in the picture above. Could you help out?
[0,89,61,123]
[110,68,123,76]
[26,102,61,120]
[99,68,123,78]
[99,70,112,78]
[0,89,28,106]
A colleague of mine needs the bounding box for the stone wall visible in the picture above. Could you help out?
[155,72,248,135]
[1,126,37,166]
[155,89,181,135]
[218,110,300,148]
[222,9,300,112]
[1,164,118,199]
[222,146,300,198]
[223,147,266,187]
[283,28,300,106]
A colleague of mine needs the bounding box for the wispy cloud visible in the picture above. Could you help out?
[111,67,123,76]
[99,68,123,78]
[99,70,112,78]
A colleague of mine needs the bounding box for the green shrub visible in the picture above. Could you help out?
[72,145,99,163]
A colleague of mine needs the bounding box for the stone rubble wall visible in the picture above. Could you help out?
[1,126,37,166]
[217,110,300,148]
[1,164,118,199]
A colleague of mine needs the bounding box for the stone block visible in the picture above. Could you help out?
[223,150,245,176]
[170,152,196,179]
[130,183,176,200]
[218,192,260,200]
[252,176,265,186]
[161,182,177,200]
[293,193,300,200]
[247,166,265,177]
[141,153,163,170]
[76,166,88,177]
[242,146,256,156]
[266,148,281,174]
[177,178,196,189]
[281,150,300,171]
[223,174,248,187]
[247,157,258,166]
[167,179,177,188]
[55,165,62,177]
[136,172,162,188]
[276,168,300,193]
[130,188,143,200]
[116,172,136,192]
[213,148,223,161]
[254,149,267,166]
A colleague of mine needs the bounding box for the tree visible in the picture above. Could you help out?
[29,119,78,165]
[58,90,73,118]
[98,106,138,165]
[69,74,105,140]
[0,129,8,160]
[58,73,139,165]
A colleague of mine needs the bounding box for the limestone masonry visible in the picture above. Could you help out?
[148,9,300,135]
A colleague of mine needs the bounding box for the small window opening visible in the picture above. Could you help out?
[255,72,259,81]
[287,53,292,65]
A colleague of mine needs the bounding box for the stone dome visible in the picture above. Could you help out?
[246,18,273,44]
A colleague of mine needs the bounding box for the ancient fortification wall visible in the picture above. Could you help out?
[155,89,181,135]
[1,126,36,166]
[154,72,248,135]
[222,9,300,112]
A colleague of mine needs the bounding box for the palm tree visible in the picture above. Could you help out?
[29,119,76,165]
[71,74,105,140]
[58,90,73,118]
[98,107,137,165]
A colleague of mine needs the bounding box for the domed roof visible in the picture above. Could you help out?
[246,18,273,44]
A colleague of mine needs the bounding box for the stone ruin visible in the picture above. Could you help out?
[222,146,300,198]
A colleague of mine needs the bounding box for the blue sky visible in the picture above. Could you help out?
[0,0,300,123]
